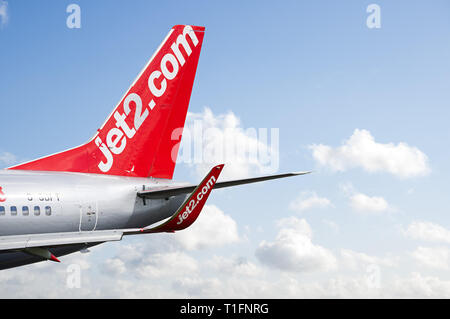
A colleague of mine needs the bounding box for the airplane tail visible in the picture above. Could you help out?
[9,25,205,179]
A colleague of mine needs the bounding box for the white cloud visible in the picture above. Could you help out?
[340,249,398,270]
[255,217,337,273]
[341,182,393,214]
[310,129,430,178]
[207,255,265,278]
[289,191,332,212]
[349,193,390,213]
[311,272,450,298]
[0,1,8,27]
[135,251,199,279]
[180,107,279,180]
[403,221,450,244]
[411,246,450,270]
[2,239,450,298]
[0,252,100,298]
[173,204,240,250]
[101,258,126,276]
[390,272,450,298]
[172,276,221,296]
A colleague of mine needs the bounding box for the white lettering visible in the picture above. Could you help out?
[161,53,179,80]
[124,93,148,130]
[66,264,81,289]
[95,136,113,172]
[114,111,136,139]
[97,25,200,172]
[66,4,81,29]
[170,26,198,66]
[148,70,167,97]
[366,4,381,29]
[106,128,126,155]
[176,175,216,225]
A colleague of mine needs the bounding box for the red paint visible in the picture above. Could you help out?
[49,254,60,263]
[146,164,224,233]
[0,187,5,202]
[9,25,205,180]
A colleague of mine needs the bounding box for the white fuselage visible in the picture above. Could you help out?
[0,169,187,269]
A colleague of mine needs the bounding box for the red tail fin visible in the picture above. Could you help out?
[9,25,205,179]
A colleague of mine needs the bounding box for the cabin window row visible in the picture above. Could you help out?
[0,206,52,216]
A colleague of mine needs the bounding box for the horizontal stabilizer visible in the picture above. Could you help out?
[133,164,224,233]
[138,171,311,199]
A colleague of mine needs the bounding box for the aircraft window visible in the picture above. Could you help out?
[22,206,29,216]
[34,206,40,216]
[11,206,17,216]
[45,206,51,216]
[0,206,4,215]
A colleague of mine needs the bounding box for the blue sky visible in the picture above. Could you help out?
[1,0,450,297]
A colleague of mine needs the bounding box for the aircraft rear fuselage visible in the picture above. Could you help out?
[0,169,186,237]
